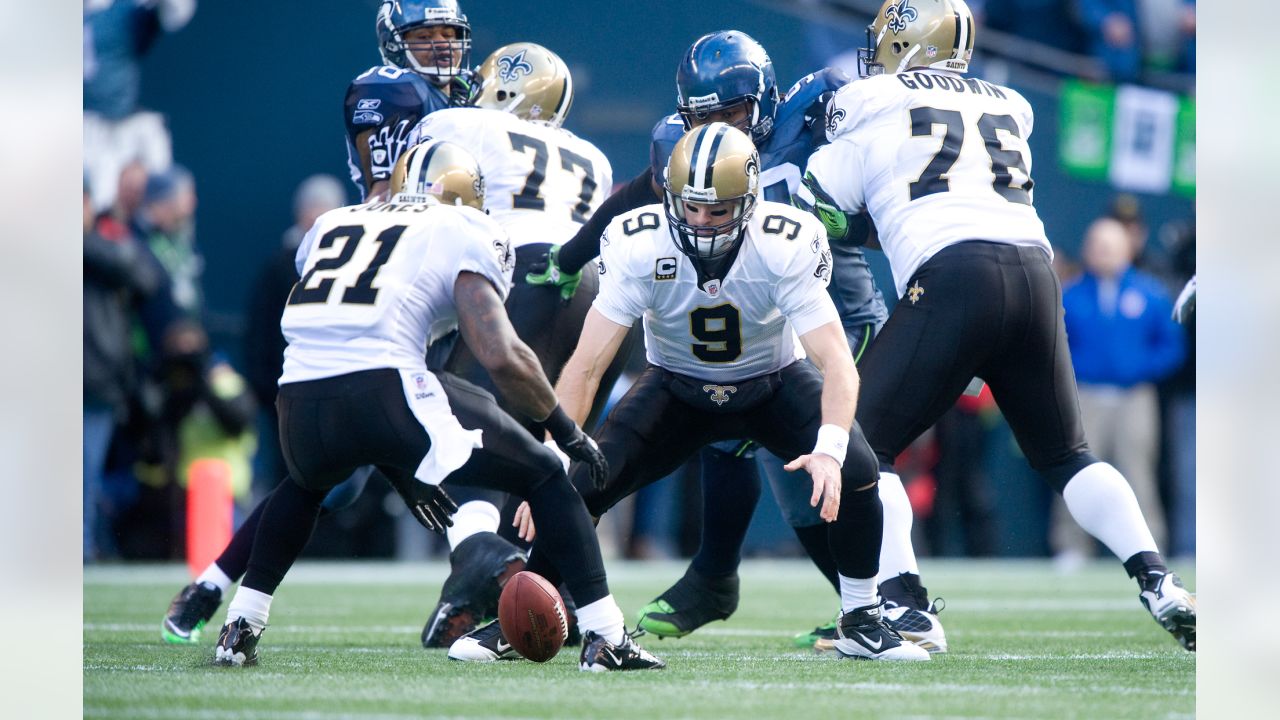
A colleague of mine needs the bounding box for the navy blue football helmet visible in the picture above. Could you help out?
[376,0,472,82]
[675,30,779,145]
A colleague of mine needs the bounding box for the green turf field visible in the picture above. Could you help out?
[84,559,1195,719]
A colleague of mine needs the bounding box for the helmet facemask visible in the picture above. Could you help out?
[677,97,761,141]
[664,189,757,263]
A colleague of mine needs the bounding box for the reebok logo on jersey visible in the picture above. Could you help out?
[357,98,382,110]
[655,257,677,281]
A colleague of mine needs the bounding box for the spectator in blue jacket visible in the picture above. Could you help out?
[1074,0,1142,82]
[1051,217,1185,569]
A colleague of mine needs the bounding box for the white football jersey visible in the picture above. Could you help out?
[411,108,613,249]
[280,198,515,384]
[594,201,840,383]
[804,69,1051,297]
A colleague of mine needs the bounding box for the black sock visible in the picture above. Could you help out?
[689,445,762,578]
[213,492,270,581]
[792,523,840,593]
[879,572,930,610]
[1123,551,1169,586]
[241,479,327,595]
[827,484,883,581]
[523,471,608,607]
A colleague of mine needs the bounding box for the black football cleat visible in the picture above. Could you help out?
[162,582,223,645]
[421,532,526,648]
[635,567,739,638]
[213,617,263,667]
[579,631,666,672]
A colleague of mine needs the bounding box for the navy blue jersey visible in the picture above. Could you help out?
[651,67,887,330]
[344,65,451,199]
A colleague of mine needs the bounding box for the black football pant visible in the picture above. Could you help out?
[856,241,1095,492]
[525,361,884,586]
[240,369,610,607]
[443,243,638,536]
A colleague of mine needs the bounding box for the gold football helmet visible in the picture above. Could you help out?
[860,0,975,76]
[389,138,485,209]
[473,43,574,127]
[662,122,760,265]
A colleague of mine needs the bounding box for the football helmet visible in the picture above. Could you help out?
[675,31,779,145]
[376,0,471,82]
[389,138,485,209]
[473,43,574,127]
[662,122,760,267]
[860,0,975,77]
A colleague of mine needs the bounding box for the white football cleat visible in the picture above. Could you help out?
[883,599,948,654]
[1139,572,1196,652]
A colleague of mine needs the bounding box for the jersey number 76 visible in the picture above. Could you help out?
[908,107,1033,204]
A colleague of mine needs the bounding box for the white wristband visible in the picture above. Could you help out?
[813,424,849,467]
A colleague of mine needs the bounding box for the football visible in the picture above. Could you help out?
[497,571,569,662]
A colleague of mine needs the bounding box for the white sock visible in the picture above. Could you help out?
[574,595,625,645]
[875,471,920,584]
[226,587,273,631]
[838,574,878,613]
[1062,462,1159,560]
[445,501,502,550]
[196,563,235,595]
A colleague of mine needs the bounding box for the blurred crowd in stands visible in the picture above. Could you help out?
[84,0,1195,566]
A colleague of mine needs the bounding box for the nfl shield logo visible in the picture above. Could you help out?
[704,279,721,297]
[415,374,427,391]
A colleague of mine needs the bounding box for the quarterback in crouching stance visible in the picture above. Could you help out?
[453,122,929,663]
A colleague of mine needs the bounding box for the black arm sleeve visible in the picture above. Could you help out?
[557,166,660,274]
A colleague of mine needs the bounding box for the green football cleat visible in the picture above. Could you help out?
[635,568,739,638]
[793,615,840,650]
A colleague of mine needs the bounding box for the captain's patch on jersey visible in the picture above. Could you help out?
[655,257,678,281]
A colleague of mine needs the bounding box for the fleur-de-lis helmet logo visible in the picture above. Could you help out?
[497,50,533,83]
[885,0,919,35]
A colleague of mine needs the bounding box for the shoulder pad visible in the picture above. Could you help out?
[602,205,666,276]
[750,202,827,271]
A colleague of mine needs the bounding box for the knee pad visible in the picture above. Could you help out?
[1037,452,1100,495]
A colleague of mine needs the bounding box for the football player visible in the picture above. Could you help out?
[345,0,477,200]
[406,43,627,649]
[212,141,664,672]
[452,123,929,663]
[530,30,890,648]
[799,0,1195,652]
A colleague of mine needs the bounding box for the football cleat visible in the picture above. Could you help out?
[447,619,520,662]
[833,602,931,661]
[162,582,222,645]
[795,615,840,650]
[579,631,666,672]
[213,617,263,667]
[1139,572,1196,652]
[422,532,526,648]
[882,598,948,654]
[635,567,739,638]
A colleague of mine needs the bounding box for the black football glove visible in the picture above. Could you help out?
[448,68,480,107]
[543,405,609,490]
[394,480,459,534]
